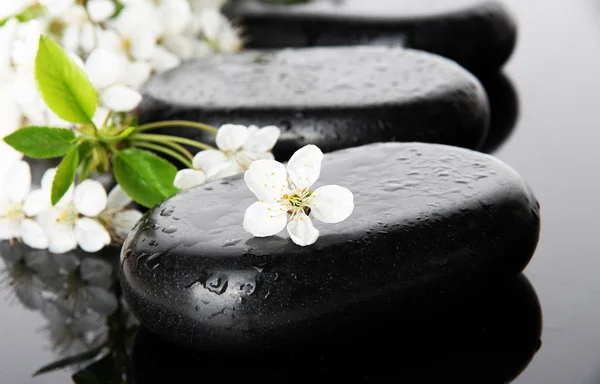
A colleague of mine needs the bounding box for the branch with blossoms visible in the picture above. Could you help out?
[1,35,281,254]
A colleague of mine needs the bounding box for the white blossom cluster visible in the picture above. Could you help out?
[0,0,242,134]
[0,156,143,253]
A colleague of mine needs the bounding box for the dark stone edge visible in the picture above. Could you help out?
[138,80,490,159]
[226,1,517,74]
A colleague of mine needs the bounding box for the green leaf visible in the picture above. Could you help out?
[3,126,78,158]
[0,3,46,26]
[52,147,80,205]
[35,35,97,124]
[113,148,179,208]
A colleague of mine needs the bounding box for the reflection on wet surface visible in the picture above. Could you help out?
[131,274,541,382]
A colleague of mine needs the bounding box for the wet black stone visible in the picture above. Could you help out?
[120,142,540,351]
[138,46,489,160]
[132,274,542,381]
[225,0,517,74]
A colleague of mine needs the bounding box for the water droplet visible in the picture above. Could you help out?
[223,238,242,247]
[162,226,177,234]
[204,186,213,191]
[160,206,175,217]
[240,283,255,296]
[206,273,228,295]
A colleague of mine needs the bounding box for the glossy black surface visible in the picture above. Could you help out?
[120,143,540,350]
[225,0,517,73]
[1,2,599,383]
[131,274,542,381]
[138,46,489,158]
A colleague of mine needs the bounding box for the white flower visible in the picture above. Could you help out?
[85,48,145,112]
[38,173,111,254]
[98,184,143,241]
[199,8,242,52]
[243,145,354,246]
[174,124,280,190]
[0,160,49,249]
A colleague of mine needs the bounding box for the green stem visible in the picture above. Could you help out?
[155,140,195,161]
[130,133,217,151]
[132,142,194,168]
[136,120,219,135]
[130,137,195,161]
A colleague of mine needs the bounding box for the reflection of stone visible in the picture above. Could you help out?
[224,0,517,74]
[121,142,540,351]
[138,46,489,160]
[131,274,542,381]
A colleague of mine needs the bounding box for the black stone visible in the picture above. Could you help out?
[225,0,517,74]
[132,274,542,381]
[138,46,489,160]
[120,143,540,351]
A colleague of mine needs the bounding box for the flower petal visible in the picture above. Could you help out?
[113,209,143,238]
[192,149,228,172]
[101,85,142,112]
[75,217,111,253]
[286,144,323,190]
[74,180,107,217]
[106,184,131,210]
[174,169,206,190]
[243,201,287,237]
[92,106,111,130]
[47,225,78,254]
[20,219,49,249]
[122,60,151,89]
[286,211,319,246]
[87,0,116,22]
[200,9,228,41]
[244,159,289,202]
[0,217,18,240]
[243,125,280,153]
[216,124,249,152]
[85,48,126,89]
[308,185,354,224]
[3,160,31,203]
[208,160,240,180]
[23,189,50,217]
[159,0,191,36]
[151,45,180,72]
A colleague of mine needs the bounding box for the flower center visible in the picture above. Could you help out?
[56,204,79,227]
[2,202,25,223]
[282,189,313,217]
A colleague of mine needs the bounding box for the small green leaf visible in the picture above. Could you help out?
[113,148,179,208]
[35,35,97,124]
[51,147,80,205]
[3,126,77,158]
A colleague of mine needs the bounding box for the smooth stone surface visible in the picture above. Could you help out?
[120,142,540,351]
[138,46,489,159]
[132,274,542,380]
[225,0,517,74]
